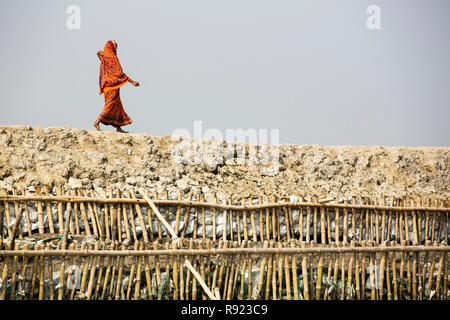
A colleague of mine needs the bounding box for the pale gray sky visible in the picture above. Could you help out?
[1,0,449,146]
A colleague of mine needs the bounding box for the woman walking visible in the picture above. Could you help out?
[94,40,139,133]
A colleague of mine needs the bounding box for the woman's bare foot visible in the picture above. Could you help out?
[116,127,128,133]
[93,122,101,131]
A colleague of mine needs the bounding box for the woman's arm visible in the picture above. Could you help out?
[128,78,140,87]
[97,51,104,60]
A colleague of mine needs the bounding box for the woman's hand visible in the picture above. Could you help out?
[129,79,140,87]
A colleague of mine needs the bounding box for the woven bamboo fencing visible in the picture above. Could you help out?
[0,187,449,300]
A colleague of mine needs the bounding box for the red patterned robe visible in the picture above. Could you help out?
[96,40,132,127]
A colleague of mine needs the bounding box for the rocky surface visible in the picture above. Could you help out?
[0,125,448,201]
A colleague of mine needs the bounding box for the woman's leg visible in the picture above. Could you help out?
[116,126,128,133]
[93,119,101,131]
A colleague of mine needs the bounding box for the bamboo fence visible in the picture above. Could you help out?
[0,187,448,300]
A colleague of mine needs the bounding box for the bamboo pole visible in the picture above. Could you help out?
[138,189,177,241]
[180,244,185,300]
[379,248,386,300]
[201,194,206,240]
[264,241,273,300]
[434,249,444,300]
[374,197,380,244]
[79,245,92,298]
[193,194,199,239]
[265,196,271,241]
[181,194,192,239]
[443,252,448,300]
[355,244,361,300]
[228,199,234,242]
[184,256,218,300]
[256,241,268,299]
[63,242,75,297]
[42,186,55,234]
[100,243,114,300]
[326,207,331,244]
[431,199,437,243]
[106,242,119,300]
[72,190,80,235]
[399,241,405,299]
[119,191,130,241]
[284,206,291,241]
[340,246,346,300]
[77,188,92,236]
[247,244,252,300]
[361,241,366,299]
[351,197,356,243]
[236,204,241,245]
[226,242,237,300]
[271,246,277,300]
[368,242,376,300]
[34,187,45,234]
[343,199,348,244]
[154,242,162,300]
[242,199,248,242]
[301,242,309,300]
[37,243,45,300]
[172,242,179,300]
[144,244,153,300]
[7,243,18,300]
[212,195,217,241]
[291,241,299,300]
[259,197,265,242]
[0,251,10,299]
[272,196,281,242]
[56,186,64,234]
[347,241,355,300]
[130,189,150,245]
[306,204,311,244]
[239,242,247,300]
[86,241,100,299]
[335,206,339,245]
[437,200,445,243]
[284,242,292,300]
[277,242,283,299]
[381,197,386,243]
[392,245,398,300]
[27,243,39,299]
[404,200,410,245]
[412,251,418,300]
[110,190,118,241]
[8,202,23,250]
[288,203,295,241]
[216,241,226,296]
[5,193,449,211]
[17,243,30,300]
[125,190,139,241]
[101,189,110,241]
[313,197,318,243]
[11,188,23,240]
[21,188,32,236]
[0,190,11,239]
[426,245,436,299]
[93,243,105,300]
[174,193,182,237]
[299,200,304,242]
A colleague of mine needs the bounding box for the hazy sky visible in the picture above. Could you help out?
[1,0,449,146]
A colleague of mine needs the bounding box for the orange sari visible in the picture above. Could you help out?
[96,40,132,127]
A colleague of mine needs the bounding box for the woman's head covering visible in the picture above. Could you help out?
[98,40,129,95]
